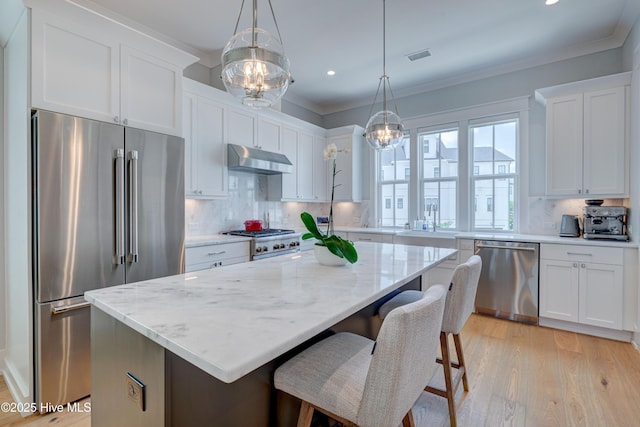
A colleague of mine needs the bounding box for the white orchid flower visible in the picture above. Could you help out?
[323,143,338,160]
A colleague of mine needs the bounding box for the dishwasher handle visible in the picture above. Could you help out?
[476,243,537,252]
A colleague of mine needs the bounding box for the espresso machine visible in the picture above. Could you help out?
[583,206,628,241]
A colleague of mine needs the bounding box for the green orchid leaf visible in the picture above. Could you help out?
[321,235,357,264]
[301,232,316,240]
[300,212,324,239]
[338,239,358,264]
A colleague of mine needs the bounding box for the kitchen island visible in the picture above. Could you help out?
[85,242,457,427]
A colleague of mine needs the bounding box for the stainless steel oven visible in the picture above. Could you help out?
[224,229,301,260]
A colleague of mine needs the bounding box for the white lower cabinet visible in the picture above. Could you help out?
[540,244,623,330]
[185,242,250,272]
[347,232,393,243]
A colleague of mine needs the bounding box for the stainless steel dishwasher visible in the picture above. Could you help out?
[474,240,539,324]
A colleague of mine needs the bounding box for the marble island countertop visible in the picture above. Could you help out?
[85,242,457,384]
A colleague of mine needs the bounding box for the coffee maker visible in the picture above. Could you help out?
[583,206,628,241]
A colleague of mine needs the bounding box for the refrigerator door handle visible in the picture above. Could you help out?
[115,149,126,265]
[128,150,139,263]
[51,301,92,315]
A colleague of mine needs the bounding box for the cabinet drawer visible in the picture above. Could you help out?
[185,256,249,273]
[348,232,392,243]
[186,242,250,265]
[540,244,623,265]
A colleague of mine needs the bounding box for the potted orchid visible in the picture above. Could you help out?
[300,143,358,265]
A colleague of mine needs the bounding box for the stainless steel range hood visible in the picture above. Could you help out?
[227,143,293,175]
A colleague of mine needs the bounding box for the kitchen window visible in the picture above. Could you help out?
[374,97,526,231]
[471,115,518,231]
[419,126,458,230]
[378,136,410,227]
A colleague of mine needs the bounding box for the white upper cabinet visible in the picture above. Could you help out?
[183,79,227,198]
[257,117,282,152]
[119,45,182,135]
[312,135,328,201]
[280,127,299,199]
[267,126,327,202]
[536,73,630,198]
[226,108,257,148]
[29,2,197,136]
[297,132,314,199]
[326,126,367,202]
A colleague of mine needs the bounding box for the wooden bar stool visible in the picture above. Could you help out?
[274,285,447,427]
[378,255,482,427]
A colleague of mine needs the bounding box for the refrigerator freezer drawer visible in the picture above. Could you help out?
[36,296,91,406]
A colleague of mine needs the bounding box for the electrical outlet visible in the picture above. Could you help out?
[126,373,145,411]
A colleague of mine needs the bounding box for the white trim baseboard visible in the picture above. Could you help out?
[539,317,634,342]
[1,358,34,417]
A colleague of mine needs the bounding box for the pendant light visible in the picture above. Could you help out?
[364,0,404,150]
[221,0,292,108]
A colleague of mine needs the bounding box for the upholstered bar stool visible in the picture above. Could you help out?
[274,285,447,427]
[378,255,482,427]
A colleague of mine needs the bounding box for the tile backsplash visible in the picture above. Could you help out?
[525,197,628,235]
[185,171,368,238]
[186,172,628,238]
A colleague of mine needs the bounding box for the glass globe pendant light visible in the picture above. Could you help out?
[221,0,292,108]
[365,0,404,150]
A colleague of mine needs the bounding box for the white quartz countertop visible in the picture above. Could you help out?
[185,234,252,248]
[454,232,638,248]
[85,242,456,383]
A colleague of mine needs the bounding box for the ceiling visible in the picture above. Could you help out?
[18,1,640,114]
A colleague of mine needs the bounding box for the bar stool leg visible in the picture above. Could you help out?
[453,333,468,392]
[297,401,314,427]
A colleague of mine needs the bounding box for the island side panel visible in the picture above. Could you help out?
[91,307,166,427]
[165,276,421,427]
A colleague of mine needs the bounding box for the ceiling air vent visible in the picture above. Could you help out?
[406,48,432,62]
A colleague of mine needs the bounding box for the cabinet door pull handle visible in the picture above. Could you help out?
[566,252,592,256]
[573,262,578,268]
[476,244,536,252]
[207,251,227,256]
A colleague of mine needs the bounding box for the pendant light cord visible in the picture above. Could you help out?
[366,0,401,120]
[382,0,387,110]
[231,0,286,48]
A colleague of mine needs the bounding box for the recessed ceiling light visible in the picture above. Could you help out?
[545,0,559,5]
[327,70,336,76]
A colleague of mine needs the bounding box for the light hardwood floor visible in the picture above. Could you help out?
[1,314,639,426]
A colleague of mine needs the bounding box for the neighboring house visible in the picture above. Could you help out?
[380,140,515,229]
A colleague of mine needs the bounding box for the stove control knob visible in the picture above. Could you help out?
[256,247,262,253]
[262,246,269,252]
[273,244,279,250]
[280,243,286,249]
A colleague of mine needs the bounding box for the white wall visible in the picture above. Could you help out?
[3,10,32,405]
[625,15,640,348]
[0,44,5,365]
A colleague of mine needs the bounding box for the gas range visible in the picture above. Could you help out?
[224,229,301,260]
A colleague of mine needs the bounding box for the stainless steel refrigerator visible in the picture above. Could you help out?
[31,110,185,406]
